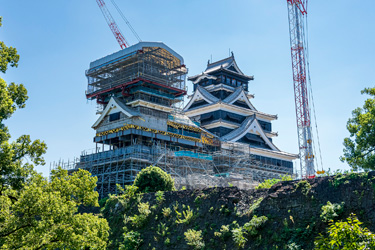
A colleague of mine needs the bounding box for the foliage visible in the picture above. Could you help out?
[232,227,247,249]
[102,184,144,249]
[0,168,109,249]
[120,230,142,250]
[99,196,109,208]
[314,214,375,249]
[162,207,172,217]
[176,205,195,225]
[134,165,174,193]
[341,87,375,170]
[0,29,19,73]
[286,242,301,250]
[157,222,169,237]
[214,225,232,241]
[164,237,171,246]
[0,19,109,249]
[294,180,311,196]
[184,229,205,250]
[256,175,293,189]
[320,201,344,222]
[219,204,231,216]
[330,171,366,188]
[128,202,151,229]
[246,197,264,215]
[243,215,268,236]
[155,190,165,204]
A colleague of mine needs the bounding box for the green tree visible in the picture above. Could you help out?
[0,18,109,249]
[133,165,174,193]
[341,87,375,170]
[314,214,375,249]
[0,168,109,249]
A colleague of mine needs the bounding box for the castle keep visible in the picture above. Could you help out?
[54,42,297,198]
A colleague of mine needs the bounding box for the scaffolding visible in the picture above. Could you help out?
[86,46,187,100]
[52,141,292,199]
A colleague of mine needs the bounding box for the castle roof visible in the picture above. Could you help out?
[221,115,279,151]
[188,54,254,82]
[184,86,257,112]
[92,97,140,129]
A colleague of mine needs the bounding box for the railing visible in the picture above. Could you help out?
[174,151,213,160]
[80,145,153,163]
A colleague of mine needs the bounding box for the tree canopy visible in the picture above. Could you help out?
[0,17,109,249]
[314,214,375,249]
[341,87,375,170]
[133,165,174,193]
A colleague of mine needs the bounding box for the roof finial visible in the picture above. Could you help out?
[207,59,210,65]
[231,51,234,58]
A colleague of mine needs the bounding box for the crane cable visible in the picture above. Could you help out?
[110,0,142,42]
[303,2,324,173]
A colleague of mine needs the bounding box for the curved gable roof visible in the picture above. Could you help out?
[92,97,140,129]
[205,54,244,75]
[221,116,279,151]
[223,87,257,111]
[183,85,219,111]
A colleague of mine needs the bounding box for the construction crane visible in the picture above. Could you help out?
[96,0,129,49]
[286,0,316,178]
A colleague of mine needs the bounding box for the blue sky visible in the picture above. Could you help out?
[1,0,374,177]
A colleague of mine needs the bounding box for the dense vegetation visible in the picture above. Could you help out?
[101,170,375,249]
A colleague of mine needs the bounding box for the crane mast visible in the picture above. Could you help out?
[96,0,129,49]
[286,0,315,177]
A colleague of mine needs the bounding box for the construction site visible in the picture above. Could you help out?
[52,0,325,199]
[52,40,296,199]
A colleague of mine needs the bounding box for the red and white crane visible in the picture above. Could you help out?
[286,0,316,178]
[96,0,129,49]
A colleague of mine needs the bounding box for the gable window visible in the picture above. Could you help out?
[109,112,121,122]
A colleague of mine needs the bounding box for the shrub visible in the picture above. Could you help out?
[232,227,247,249]
[320,201,344,222]
[214,225,232,241]
[246,197,264,215]
[243,215,268,236]
[98,196,109,208]
[314,214,375,249]
[294,180,311,196]
[157,222,168,237]
[128,202,151,229]
[256,175,293,189]
[176,205,195,225]
[164,237,171,246]
[134,166,174,193]
[120,231,142,250]
[184,229,205,249]
[162,207,172,217]
[155,190,165,204]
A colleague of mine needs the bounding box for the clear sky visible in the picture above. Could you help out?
[1,0,374,177]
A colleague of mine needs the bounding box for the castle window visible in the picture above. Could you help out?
[109,112,120,122]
